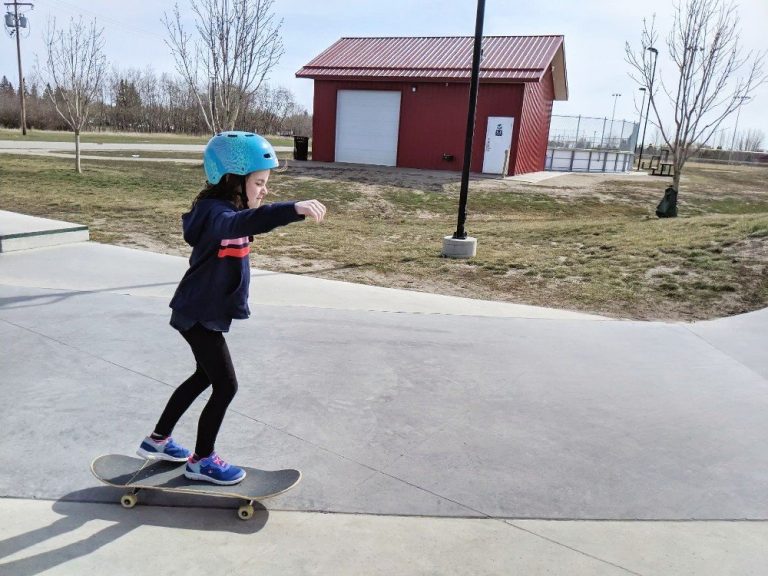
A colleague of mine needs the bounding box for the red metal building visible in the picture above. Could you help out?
[296,36,568,176]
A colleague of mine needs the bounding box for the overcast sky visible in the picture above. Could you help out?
[1,0,766,142]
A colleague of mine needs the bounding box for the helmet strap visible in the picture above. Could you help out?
[240,175,248,209]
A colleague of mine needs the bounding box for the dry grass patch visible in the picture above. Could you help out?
[1,156,765,321]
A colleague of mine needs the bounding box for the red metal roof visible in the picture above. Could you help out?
[296,35,564,83]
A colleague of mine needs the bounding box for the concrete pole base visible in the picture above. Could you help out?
[442,235,477,258]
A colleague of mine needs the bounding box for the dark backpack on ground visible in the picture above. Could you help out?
[656,186,678,218]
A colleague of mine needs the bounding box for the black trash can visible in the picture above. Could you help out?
[293,136,309,161]
[656,185,678,218]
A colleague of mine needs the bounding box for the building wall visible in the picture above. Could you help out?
[471,84,526,175]
[311,79,534,174]
[310,81,339,163]
[515,68,555,174]
[397,82,471,172]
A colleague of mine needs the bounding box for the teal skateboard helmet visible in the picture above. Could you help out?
[203,131,279,185]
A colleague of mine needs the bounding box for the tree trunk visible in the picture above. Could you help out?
[672,157,683,191]
[75,130,82,174]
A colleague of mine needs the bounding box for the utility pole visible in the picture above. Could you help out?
[4,0,33,135]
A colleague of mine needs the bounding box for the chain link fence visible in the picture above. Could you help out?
[548,114,639,152]
[546,114,639,172]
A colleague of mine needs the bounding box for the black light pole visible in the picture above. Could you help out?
[635,87,646,170]
[609,92,621,148]
[637,46,658,171]
[453,0,485,240]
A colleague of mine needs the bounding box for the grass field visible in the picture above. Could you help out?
[1,155,765,321]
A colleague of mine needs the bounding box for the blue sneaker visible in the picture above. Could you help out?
[136,436,191,462]
[184,452,246,485]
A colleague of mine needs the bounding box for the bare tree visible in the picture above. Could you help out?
[137,68,163,132]
[739,128,764,152]
[108,68,143,131]
[39,17,106,173]
[287,110,313,138]
[626,0,766,193]
[163,0,284,135]
[251,84,299,134]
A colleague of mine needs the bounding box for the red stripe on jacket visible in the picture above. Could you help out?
[217,245,250,258]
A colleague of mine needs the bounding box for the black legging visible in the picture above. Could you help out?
[153,323,238,458]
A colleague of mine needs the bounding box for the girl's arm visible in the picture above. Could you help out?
[209,202,305,239]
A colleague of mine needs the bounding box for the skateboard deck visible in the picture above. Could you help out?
[91,454,301,520]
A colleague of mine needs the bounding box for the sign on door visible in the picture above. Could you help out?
[482,116,514,175]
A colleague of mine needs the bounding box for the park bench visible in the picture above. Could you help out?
[651,162,675,177]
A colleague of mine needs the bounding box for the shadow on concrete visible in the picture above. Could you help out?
[0,282,179,310]
[0,488,267,576]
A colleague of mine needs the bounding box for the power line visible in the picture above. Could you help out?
[40,0,163,40]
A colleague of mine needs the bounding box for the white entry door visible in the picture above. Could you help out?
[482,116,514,174]
[336,90,401,166]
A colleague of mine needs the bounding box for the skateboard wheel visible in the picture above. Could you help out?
[238,504,254,520]
[121,494,138,509]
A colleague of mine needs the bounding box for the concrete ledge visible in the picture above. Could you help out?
[0,210,89,252]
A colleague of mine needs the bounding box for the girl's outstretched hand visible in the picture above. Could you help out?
[295,200,327,222]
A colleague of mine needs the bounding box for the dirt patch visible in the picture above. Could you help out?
[726,237,768,261]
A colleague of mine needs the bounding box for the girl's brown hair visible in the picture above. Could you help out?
[191,173,246,210]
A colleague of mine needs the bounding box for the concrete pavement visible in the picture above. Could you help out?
[0,140,292,164]
[1,212,767,575]
[0,140,293,153]
[3,499,767,576]
[0,140,208,153]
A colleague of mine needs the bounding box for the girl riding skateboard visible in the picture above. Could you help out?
[137,131,326,485]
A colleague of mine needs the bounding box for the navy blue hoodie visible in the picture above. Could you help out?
[169,198,304,322]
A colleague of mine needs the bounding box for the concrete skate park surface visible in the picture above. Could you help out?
[1,213,767,574]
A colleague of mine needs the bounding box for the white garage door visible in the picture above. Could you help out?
[335,90,401,166]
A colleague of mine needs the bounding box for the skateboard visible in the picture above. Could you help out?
[91,454,301,520]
